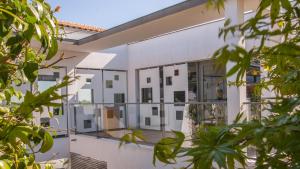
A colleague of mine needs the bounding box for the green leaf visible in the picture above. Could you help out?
[0,160,10,169]
[270,0,280,26]
[39,131,53,153]
[46,36,58,60]
[23,62,38,83]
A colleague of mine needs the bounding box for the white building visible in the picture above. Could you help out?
[30,0,264,168]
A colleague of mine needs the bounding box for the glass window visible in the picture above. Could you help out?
[174,69,179,76]
[86,78,92,83]
[119,110,123,118]
[152,107,158,116]
[53,106,64,116]
[114,75,119,81]
[174,91,185,106]
[166,76,172,86]
[188,63,197,101]
[145,117,151,126]
[176,111,183,120]
[78,89,93,103]
[146,77,151,83]
[106,80,113,88]
[40,117,50,127]
[114,93,125,103]
[174,91,185,102]
[84,120,92,129]
[142,88,152,103]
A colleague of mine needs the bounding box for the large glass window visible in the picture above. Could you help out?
[203,62,226,101]
[141,88,152,103]
[188,63,197,101]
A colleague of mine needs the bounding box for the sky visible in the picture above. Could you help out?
[48,0,185,29]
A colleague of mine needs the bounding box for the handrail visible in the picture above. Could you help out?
[68,101,228,105]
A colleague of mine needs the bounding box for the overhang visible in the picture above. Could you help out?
[60,0,260,52]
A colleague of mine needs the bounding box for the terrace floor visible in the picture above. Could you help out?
[79,129,174,144]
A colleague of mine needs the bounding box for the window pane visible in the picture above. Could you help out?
[174,91,185,106]
[142,88,152,103]
[106,80,113,88]
[166,76,172,86]
[114,75,119,81]
[114,93,125,103]
[145,117,151,126]
[146,77,151,83]
[152,107,158,116]
[174,69,179,76]
[174,91,185,102]
[84,120,92,129]
[176,111,183,120]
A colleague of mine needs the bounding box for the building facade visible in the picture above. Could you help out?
[29,0,265,168]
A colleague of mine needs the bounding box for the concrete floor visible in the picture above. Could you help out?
[82,129,174,144]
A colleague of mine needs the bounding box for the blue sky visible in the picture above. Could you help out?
[48,0,184,29]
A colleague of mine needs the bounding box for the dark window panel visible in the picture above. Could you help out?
[84,120,92,129]
[152,107,158,116]
[141,88,152,103]
[176,111,183,120]
[147,77,151,83]
[114,75,119,81]
[119,110,123,118]
[174,91,185,106]
[106,80,113,88]
[174,69,179,76]
[86,78,92,83]
[145,117,151,126]
[114,93,125,103]
[166,76,172,86]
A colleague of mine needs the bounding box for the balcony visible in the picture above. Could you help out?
[68,102,227,144]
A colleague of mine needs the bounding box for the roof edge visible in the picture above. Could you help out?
[59,20,105,33]
[76,0,208,45]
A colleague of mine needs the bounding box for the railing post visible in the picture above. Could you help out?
[160,102,165,137]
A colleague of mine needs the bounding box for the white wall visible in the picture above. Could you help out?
[139,68,161,130]
[36,137,70,162]
[127,19,226,130]
[163,64,188,131]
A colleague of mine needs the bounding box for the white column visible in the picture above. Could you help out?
[225,0,247,124]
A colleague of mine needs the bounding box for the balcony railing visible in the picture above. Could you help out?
[68,102,227,144]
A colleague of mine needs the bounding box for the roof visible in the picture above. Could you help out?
[58,20,105,32]
[76,0,208,45]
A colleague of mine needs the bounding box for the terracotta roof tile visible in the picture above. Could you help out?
[58,21,105,32]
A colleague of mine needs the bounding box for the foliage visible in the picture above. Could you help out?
[153,0,300,168]
[119,129,146,147]
[0,0,70,168]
